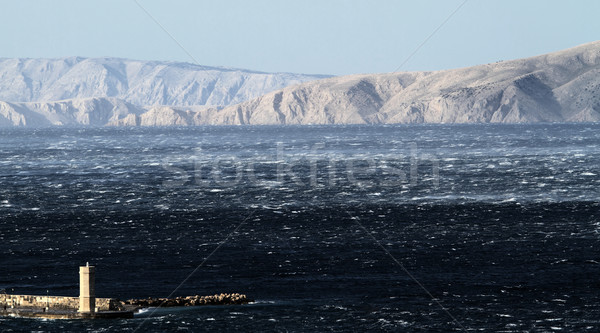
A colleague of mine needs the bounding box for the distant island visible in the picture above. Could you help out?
[1,41,599,126]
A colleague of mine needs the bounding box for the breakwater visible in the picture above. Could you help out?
[1,265,250,320]
[123,293,252,308]
[1,293,252,319]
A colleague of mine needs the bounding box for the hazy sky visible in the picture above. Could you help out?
[1,0,598,75]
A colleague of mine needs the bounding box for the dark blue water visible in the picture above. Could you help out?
[1,124,599,332]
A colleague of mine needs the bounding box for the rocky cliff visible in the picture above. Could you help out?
[0,97,145,126]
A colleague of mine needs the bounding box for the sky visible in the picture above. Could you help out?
[0,0,599,76]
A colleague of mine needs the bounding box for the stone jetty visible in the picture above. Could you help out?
[123,293,252,308]
[1,265,252,320]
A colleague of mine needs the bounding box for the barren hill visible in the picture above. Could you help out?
[193,41,600,125]
[1,41,599,126]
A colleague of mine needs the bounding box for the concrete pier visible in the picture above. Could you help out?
[0,264,133,320]
[0,308,134,319]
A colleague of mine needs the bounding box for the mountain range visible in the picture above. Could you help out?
[1,41,599,126]
[0,57,327,126]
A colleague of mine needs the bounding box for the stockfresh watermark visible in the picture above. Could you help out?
[161,142,439,190]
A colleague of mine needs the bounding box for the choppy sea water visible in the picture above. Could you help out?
[0,124,599,332]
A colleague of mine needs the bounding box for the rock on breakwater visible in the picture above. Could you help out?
[123,293,253,308]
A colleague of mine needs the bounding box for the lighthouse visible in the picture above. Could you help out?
[79,263,95,313]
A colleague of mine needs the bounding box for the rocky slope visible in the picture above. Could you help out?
[1,41,599,126]
[0,97,145,126]
[0,57,328,106]
[196,41,600,125]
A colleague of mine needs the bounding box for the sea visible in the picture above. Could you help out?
[0,123,599,332]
